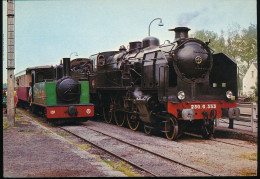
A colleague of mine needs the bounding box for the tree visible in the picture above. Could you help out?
[191,24,257,96]
[250,81,258,97]
[191,23,257,68]
[192,24,257,68]
[239,24,257,68]
[190,30,220,52]
[190,29,229,55]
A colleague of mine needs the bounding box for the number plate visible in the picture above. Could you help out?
[190,104,216,109]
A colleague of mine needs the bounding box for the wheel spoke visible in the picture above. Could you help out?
[103,105,112,123]
[103,96,115,124]
[126,105,140,131]
[127,113,140,131]
[144,125,152,135]
[165,116,179,140]
[114,95,126,127]
[123,92,140,131]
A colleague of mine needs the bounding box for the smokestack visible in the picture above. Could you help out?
[62,58,71,77]
[168,27,190,41]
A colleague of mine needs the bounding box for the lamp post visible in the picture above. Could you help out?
[70,52,78,60]
[148,18,164,36]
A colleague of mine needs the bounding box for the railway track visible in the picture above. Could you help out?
[183,132,254,149]
[17,108,257,176]
[16,108,210,176]
[60,124,212,176]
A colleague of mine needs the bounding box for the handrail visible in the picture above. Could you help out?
[216,102,258,132]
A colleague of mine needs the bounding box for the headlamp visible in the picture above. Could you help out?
[226,90,233,99]
[177,91,185,100]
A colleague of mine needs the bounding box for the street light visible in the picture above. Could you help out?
[148,18,164,36]
[70,52,78,59]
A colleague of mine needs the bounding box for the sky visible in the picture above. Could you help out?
[2,0,257,84]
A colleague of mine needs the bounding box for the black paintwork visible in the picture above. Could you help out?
[81,27,237,127]
[87,36,237,104]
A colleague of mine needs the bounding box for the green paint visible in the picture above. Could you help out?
[33,82,57,105]
[45,82,57,105]
[79,81,89,104]
[33,82,46,104]
[33,81,89,105]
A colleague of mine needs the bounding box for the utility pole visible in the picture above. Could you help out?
[7,0,15,126]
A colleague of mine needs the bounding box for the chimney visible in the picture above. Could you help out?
[62,58,71,77]
[169,27,190,41]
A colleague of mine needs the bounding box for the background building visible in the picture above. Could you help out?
[242,62,258,96]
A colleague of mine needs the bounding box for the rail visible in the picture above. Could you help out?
[215,102,258,132]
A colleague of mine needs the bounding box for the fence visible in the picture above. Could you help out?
[215,102,258,132]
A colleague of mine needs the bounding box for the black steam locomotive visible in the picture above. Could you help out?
[84,27,239,140]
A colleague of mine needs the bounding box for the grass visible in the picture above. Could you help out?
[40,130,50,133]
[3,112,32,130]
[15,113,23,119]
[252,96,258,102]
[75,143,92,150]
[15,121,23,125]
[3,121,12,131]
[237,153,257,161]
[240,169,257,176]
[102,160,140,177]
[191,157,219,169]
[18,129,34,132]
[57,132,71,136]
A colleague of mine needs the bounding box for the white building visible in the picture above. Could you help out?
[242,62,258,96]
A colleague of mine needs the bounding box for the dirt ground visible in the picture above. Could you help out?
[83,120,258,176]
[3,112,127,177]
